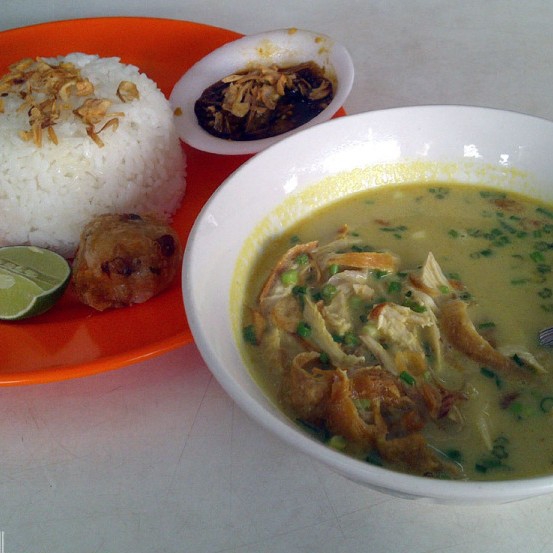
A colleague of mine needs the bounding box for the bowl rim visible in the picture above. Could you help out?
[169,27,354,155]
[183,105,553,503]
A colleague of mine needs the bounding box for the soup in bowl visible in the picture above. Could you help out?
[183,106,553,503]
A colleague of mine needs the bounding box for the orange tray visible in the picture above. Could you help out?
[0,17,252,385]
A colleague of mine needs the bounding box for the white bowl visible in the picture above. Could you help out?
[169,28,354,155]
[183,105,553,504]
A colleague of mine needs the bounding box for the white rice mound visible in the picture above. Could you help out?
[0,53,186,258]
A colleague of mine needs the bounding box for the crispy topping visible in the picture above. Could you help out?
[117,80,140,103]
[218,63,332,118]
[0,57,139,147]
[85,117,120,148]
[194,61,334,141]
[74,98,113,125]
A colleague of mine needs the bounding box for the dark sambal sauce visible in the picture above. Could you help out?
[194,61,334,141]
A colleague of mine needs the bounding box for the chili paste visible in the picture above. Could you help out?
[194,61,334,141]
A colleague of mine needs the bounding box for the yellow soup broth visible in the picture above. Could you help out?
[241,183,553,481]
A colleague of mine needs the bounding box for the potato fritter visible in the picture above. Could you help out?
[72,213,182,311]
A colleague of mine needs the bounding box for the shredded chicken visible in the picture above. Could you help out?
[409,251,451,296]
[371,302,438,354]
[244,227,544,477]
[302,297,365,367]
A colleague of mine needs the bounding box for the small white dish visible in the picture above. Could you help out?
[183,106,553,504]
[169,28,354,155]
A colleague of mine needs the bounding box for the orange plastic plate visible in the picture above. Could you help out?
[0,17,250,385]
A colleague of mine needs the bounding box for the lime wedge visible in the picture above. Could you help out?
[0,246,71,321]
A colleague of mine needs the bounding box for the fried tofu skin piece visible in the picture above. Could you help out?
[439,299,523,378]
[72,213,182,311]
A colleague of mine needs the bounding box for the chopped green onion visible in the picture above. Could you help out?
[343,331,359,347]
[348,295,362,310]
[531,251,546,263]
[328,263,340,276]
[296,321,312,338]
[480,366,496,378]
[242,324,258,346]
[492,443,509,460]
[379,225,408,233]
[292,285,307,296]
[373,269,389,280]
[387,281,402,294]
[429,186,449,199]
[499,220,517,234]
[319,351,330,365]
[509,401,527,420]
[280,269,298,286]
[311,290,322,302]
[537,206,553,219]
[477,321,496,330]
[534,241,550,252]
[444,449,463,463]
[480,366,503,388]
[539,397,553,413]
[492,235,510,247]
[399,370,416,386]
[361,323,378,338]
[327,435,347,450]
[480,190,506,199]
[403,300,427,313]
[475,456,503,473]
[295,253,309,265]
[321,283,338,303]
[296,419,330,442]
[366,450,383,466]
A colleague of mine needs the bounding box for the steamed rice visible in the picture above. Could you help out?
[0,53,186,258]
